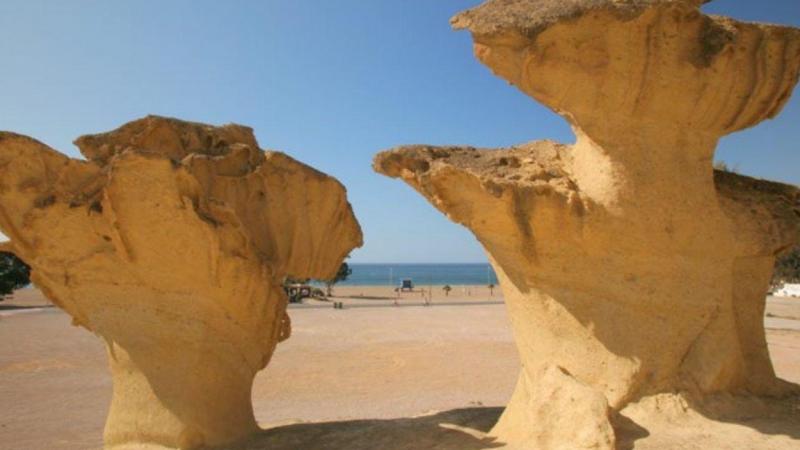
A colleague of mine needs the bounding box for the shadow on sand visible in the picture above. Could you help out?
[290,301,504,310]
[614,392,800,449]
[694,392,800,440]
[0,304,54,311]
[228,407,505,450]
[222,396,800,450]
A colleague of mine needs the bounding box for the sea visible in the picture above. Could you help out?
[336,263,498,286]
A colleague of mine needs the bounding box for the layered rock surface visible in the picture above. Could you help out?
[376,0,800,448]
[0,116,363,449]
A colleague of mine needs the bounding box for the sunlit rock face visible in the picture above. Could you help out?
[375,1,800,448]
[0,116,363,449]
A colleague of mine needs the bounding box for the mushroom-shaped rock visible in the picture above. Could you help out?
[376,1,800,448]
[0,116,363,449]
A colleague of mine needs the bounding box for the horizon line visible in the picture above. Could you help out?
[347,261,492,265]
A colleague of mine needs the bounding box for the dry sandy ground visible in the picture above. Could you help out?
[0,286,798,449]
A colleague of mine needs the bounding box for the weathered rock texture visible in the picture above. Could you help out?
[0,116,362,449]
[375,0,800,448]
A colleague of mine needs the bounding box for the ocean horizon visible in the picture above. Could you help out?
[334,263,499,286]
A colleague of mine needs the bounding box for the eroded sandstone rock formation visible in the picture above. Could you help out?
[375,0,800,448]
[0,116,362,449]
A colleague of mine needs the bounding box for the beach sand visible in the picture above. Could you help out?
[0,287,798,449]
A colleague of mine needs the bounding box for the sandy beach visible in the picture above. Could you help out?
[0,286,798,449]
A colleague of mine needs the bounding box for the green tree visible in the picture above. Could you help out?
[443,285,452,296]
[773,246,800,287]
[0,252,30,300]
[283,276,309,286]
[713,160,738,173]
[325,262,352,297]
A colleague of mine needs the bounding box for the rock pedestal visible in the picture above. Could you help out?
[0,116,362,449]
[375,1,800,448]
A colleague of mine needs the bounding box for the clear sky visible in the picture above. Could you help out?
[0,1,798,261]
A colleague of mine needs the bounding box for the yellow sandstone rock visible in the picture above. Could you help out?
[0,116,362,449]
[375,0,800,448]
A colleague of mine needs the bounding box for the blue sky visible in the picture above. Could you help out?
[0,1,798,262]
